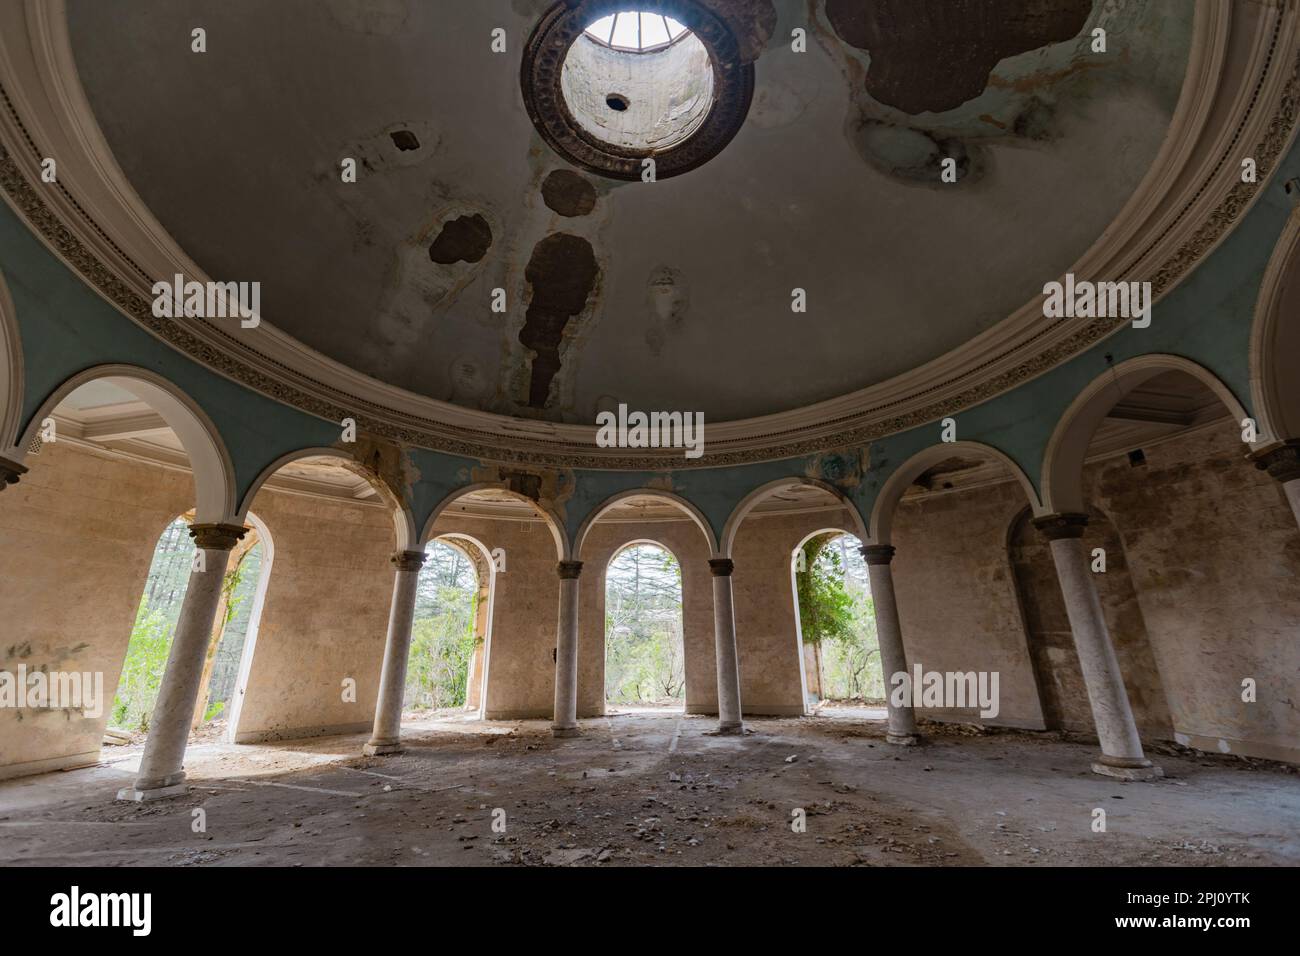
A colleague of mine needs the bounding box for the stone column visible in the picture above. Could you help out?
[119,523,247,801]
[0,455,26,490]
[363,550,428,755]
[709,558,744,735]
[1033,513,1160,780]
[860,545,919,745]
[1253,439,1300,530]
[551,560,583,737]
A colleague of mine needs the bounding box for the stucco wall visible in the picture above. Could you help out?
[0,441,194,778]
[731,509,857,716]
[1084,423,1300,763]
[891,480,1047,729]
[577,519,714,716]
[231,488,396,743]
[425,514,560,720]
[1009,506,1173,738]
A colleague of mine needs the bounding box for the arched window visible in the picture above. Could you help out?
[604,542,684,711]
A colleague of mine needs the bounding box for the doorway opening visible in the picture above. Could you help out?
[403,539,483,717]
[604,542,685,713]
[793,532,885,712]
[111,514,267,743]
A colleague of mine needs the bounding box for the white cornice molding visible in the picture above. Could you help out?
[0,0,1295,469]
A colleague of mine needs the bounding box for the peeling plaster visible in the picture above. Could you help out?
[806,447,870,492]
[825,0,1092,115]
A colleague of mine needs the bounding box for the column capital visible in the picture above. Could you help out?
[859,544,896,565]
[391,550,427,572]
[0,455,27,490]
[1252,439,1300,484]
[708,558,735,577]
[188,523,248,551]
[1032,512,1089,541]
[557,560,584,579]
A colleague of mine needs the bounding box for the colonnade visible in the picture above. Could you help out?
[7,434,1300,799]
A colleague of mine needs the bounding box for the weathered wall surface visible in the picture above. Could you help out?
[232,489,396,743]
[1009,506,1173,738]
[426,514,559,720]
[891,480,1046,729]
[0,442,193,778]
[578,519,714,716]
[1084,424,1300,763]
[731,509,857,716]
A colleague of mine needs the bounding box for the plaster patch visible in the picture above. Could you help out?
[825,0,1091,114]
[541,170,597,217]
[519,234,600,409]
[429,214,493,264]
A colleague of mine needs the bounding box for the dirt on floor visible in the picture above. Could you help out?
[1,712,1296,867]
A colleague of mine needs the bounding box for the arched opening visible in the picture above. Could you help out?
[0,369,237,777]
[792,530,884,713]
[402,538,488,720]
[1042,361,1299,760]
[722,479,868,716]
[869,443,1044,728]
[603,541,685,714]
[421,484,569,721]
[1007,506,1171,739]
[0,270,22,460]
[231,451,416,744]
[575,491,715,719]
[109,511,271,744]
[1251,212,1300,447]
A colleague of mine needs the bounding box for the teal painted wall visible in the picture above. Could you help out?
[4,132,1297,547]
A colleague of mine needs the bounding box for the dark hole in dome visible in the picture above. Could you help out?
[606,93,630,112]
[390,129,420,151]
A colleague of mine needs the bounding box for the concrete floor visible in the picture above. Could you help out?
[1,711,1296,867]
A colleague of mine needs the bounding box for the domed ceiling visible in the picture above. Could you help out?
[65,0,1193,426]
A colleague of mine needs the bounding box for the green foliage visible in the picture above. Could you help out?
[111,604,174,732]
[796,534,855,646]
[404,542,479,710]
[202,542,264,720]
[797,534,885,701]
[110,517,195,732]
[604,544,684,704]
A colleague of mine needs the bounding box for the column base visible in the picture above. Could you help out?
[117,783,189,802]
[1091,759,1163,781]
[363,740,403,756]
[886,732,920,746]
[551,725,581,738]
[706,721,746,736]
